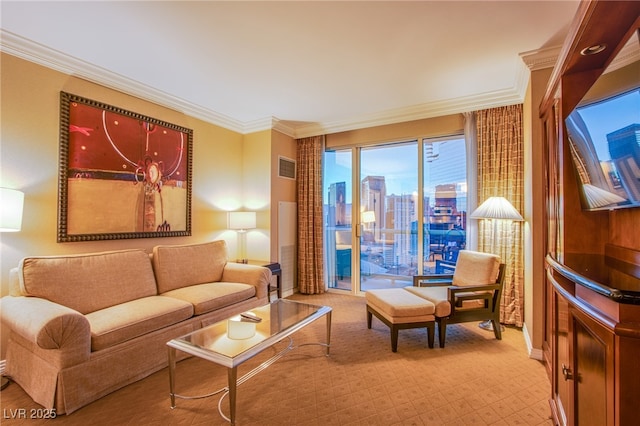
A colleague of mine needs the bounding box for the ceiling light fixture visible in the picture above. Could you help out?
[580,43,607,56]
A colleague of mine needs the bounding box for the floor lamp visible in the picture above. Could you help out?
[0,188,25,390]
[469,196,523,331]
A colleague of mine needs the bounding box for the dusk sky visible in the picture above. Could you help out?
[324,137,467,205]
[576,88,639,161]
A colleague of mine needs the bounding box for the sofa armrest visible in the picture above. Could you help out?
[1,296,91,353]
[221,263,271,300]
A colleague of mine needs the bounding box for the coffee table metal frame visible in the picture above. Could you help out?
[167,299,332,425]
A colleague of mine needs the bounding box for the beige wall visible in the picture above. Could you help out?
[269,130,297,261]
[242,130,272,261]
[523,65,554,358]
[236,129,297,264]
[0,53,275,355]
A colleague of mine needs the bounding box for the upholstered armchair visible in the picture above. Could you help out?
[408,250,505,347]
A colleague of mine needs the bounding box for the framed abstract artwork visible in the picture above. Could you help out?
[57,92,193,242]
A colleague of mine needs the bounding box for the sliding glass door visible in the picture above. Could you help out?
[324,149,353,291]
[359,143,418,290]
[323,136,467,294]
[423,137,468,275]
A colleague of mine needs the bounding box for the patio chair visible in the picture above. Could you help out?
[442,228,466,262]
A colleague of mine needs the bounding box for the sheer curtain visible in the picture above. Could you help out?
[464,111,479,252]
[296,135,326,294]
[476,105,524,327]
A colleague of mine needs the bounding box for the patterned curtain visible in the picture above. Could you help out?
[476,105,524,327]
[296,135,326,294]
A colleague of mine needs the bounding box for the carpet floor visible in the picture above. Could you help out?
[0,292,552,425]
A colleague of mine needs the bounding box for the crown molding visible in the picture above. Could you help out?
[294,58,530,138]
[520,39,639,78]
[520,45,563,71]
[513,56,532,100]
[240,117,297,138]
[293,85,526,138]
[241,117,276,135]
[0,30,246,134]
[2,29,532,139]
[270,119,297,138]
[604,37,640,74]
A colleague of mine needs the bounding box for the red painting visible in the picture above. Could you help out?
[58,92,192,242]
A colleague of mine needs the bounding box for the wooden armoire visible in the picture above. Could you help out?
[540,1,640,425]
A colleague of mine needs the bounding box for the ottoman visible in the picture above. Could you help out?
[366,288,436,352]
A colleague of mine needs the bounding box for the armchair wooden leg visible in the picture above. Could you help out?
[367,309,372,329]
[437,318,447,348]
[492,319,502,340]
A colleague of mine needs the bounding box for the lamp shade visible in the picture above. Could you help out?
[582,184,627,209]
[228,211,256,231]
[361,210,376,224]
[470,196,523,221]
[0,188,25,232]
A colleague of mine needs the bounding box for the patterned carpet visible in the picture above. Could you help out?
[1,292,552,425]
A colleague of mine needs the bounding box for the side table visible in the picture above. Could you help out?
[241,260,282,301]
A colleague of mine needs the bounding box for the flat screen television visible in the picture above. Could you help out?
[565,30,640,211]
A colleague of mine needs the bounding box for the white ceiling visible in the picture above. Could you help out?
[1,1,580,137]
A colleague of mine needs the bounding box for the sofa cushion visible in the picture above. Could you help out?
[17,250,158,315]
[452,250,500,287]
[161,282,256,315]
[404,287,453,317]
[86,295,194,351]
[152,240,228,293]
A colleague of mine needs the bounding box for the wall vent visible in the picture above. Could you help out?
[278,156,296,180]
[279,244,296,294]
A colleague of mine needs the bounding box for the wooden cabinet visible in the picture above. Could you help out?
[546,256,640,426]
[541,1,640,425]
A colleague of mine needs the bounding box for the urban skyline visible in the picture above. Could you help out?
[324,137,467,206]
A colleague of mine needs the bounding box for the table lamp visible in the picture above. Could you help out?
[0,188,24,232]
[228,211,256,263]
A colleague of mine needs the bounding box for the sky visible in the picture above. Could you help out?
[575,88,640,162]
[324,137,467,205]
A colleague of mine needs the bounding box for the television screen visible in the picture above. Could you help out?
[565,32,640,211]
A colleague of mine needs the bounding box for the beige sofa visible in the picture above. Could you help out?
[0,240,271,414]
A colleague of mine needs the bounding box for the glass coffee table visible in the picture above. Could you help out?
[167,299,332,425]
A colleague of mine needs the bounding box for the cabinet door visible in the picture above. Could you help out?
[570,306,614,426]
[552,290,572,426]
